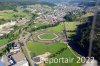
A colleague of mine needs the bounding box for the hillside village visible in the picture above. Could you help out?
[27,4,84,23]
[0,1,99,66]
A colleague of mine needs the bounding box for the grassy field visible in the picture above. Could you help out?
[64,22,81,31]
[0,39,9,46]
[47,21,80,32]
[64,21,81,37]
[32,23,48,28]
[27,42,66,55]
[81,13,94,18]
[27,42,81,66]
[47,23,63,32]
[0,10,30,20]
[39,33,57,40]
[30,21,80,33]
[46,49,81,66]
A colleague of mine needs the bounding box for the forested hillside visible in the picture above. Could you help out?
[71,14,100,62]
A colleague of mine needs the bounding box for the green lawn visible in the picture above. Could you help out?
[32,23,47,28]
[64,22,80,31]
[27,42,81,66]
[81,13,94,18]
[31,21,80,33]
[0,10,30,20]
[46,49,81,66]
[0,39,9,46]
[47,22,80,32]
[39,33,57,40]
[27,42,66,56]
[47,23,63,32]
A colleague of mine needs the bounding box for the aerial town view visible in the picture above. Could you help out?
[0,0,100,66]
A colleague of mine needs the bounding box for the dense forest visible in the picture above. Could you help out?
[93,14,100,62]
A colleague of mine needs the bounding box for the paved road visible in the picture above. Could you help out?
[19,30,35,66]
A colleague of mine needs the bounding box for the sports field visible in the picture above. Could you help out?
[38,33,58,40]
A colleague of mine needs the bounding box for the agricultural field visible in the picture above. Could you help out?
[46,48,81,66]
[0,10,31,25]
[64,21,81,37]
[0,10,30,19]
[27,42,66,56]
[81,13,94,18]
[64,22,81,31]
[27,21,82,66]
[47,23,63,32]
[27,42,81,66]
